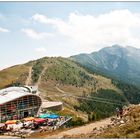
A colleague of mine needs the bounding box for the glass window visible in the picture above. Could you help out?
[1,105,6,115]
[29,96,33,107]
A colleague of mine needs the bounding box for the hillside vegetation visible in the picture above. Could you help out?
[0,57,140,124]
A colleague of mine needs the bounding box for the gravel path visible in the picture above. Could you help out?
[25,66,32,86]
[45,117,111,138]
[0,135,19,139]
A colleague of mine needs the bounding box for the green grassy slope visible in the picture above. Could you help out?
[0,64,31,89]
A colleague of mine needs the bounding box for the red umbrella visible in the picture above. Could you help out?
[34,118,46,123]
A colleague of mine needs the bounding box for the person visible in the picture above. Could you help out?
[119,107,123,119]
[116,107,120,118]
[22,122,26,128]
[39,126,47,133]
[32,122,39,130]
[6,124,13,132]
[53,125,57,130]
[3,124,7,132]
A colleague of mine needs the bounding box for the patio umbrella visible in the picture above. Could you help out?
[39,113,50,118]
[39,113,59,119]
[23,117,35,121]
[5,120,17,124]
[47,114,59,119]
[34,118,46,123]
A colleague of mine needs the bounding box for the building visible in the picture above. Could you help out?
[0,86,42,122]
[42,101,63,111]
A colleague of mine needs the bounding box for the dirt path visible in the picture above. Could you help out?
[25,66,32,86]
[37,65,47,86]
[44,117,111,138]
[55,86,65,94]
[0,135,19,139]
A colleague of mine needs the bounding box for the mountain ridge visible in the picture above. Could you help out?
[71,44,140,87]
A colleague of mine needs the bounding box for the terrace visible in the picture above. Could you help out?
[0,112,72,138]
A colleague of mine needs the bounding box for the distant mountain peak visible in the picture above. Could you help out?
[99,44,124,51]
[111,44,124,48]
[110,44,140,52]
[71,44,140,87]
[98,44,126,57]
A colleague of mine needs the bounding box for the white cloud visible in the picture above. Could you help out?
[32,10,140,52]
[21,28,53,40]
[35,47,46,52]
[0,27,9,32]
[32,13,63,25]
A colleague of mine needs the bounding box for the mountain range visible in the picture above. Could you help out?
[71,44,140,87]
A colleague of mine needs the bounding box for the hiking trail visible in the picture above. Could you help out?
[25,66,32,86]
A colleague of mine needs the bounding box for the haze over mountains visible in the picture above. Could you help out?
[71,45,140,87]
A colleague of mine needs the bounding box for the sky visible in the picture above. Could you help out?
[1,2,140,69]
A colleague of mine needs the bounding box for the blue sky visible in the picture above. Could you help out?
[1,2,140,69]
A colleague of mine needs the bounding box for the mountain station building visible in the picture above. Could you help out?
[0,86,42,122]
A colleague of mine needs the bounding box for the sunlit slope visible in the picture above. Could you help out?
[0,64,31,88]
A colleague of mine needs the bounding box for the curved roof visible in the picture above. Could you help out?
[0,86,30,94]
[0,86,41,105]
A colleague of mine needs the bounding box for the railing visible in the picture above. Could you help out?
[57,117,72,128]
